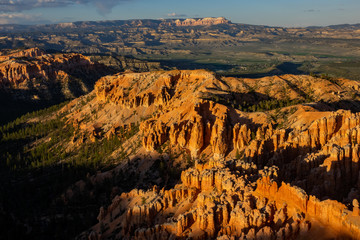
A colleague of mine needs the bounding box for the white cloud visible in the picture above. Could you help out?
[94,0,121,15]
[0,0,130,15]
[0,13,45,24]
[167,12,187,18]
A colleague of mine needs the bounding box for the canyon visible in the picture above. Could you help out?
[2,13,360,240]
[3,54,360,238]
[56,70,360,239]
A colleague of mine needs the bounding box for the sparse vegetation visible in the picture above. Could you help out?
[0,101,141,239]
[202,92,309,112]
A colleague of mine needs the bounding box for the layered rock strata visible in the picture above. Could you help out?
[0,48,108,101]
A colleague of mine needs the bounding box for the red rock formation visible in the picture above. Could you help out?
[0,47,45,62]
[0,52,95,87]
[0,48,105,101]
[233,123,252,151]
[255,176,360,239]
[140,120,169,151]
[85,71,360,181]
[81,159,342,239]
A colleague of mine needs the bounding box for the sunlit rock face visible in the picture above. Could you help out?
[0,48,106,100]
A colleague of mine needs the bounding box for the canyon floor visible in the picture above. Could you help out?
[2,68,360,239]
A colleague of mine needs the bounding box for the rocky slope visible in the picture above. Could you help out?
[0,48,166,102]
[88,55,162,73]
[0,48,168,124]
[0,47,107,101]
[4,69,360,239]
[40,69,360,239]
[0,47,45,61]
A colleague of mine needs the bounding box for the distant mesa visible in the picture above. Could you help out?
[56,22,75,28]
[174,17,231,26]
[46,17,232,30]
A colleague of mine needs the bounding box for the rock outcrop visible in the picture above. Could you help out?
[0,48,107,101]
[256,176,360,239]
[0,47,45,62]
[94,70,360,166]
[82,158,358,239]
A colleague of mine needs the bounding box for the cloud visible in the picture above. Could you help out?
[93,0,121,15]
[304,9,320,13]
[0,0,130,15]
[0,13,47,24]
[167,12,187,18]
[0,0,66,12]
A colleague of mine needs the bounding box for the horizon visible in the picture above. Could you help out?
[0,0,359,27]
[0,16,359,29]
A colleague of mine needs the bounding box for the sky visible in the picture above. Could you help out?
[0,0,359,27]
